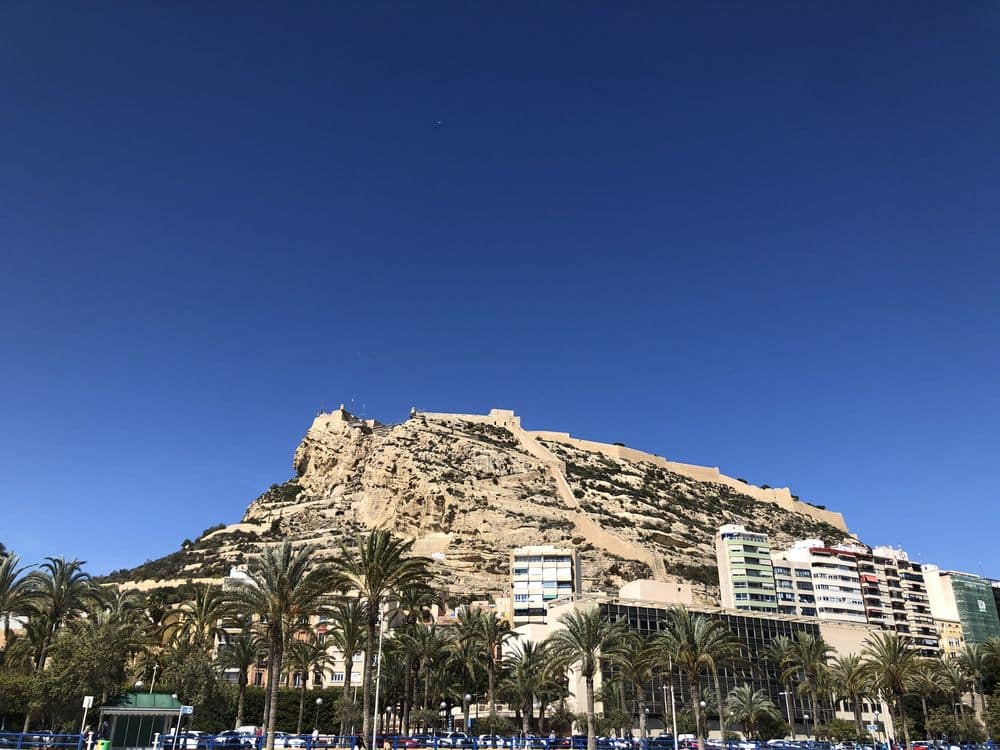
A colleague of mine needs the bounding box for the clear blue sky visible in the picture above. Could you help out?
[2,3,998,577]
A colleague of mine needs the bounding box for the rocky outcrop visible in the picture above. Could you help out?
[109,407,852,604]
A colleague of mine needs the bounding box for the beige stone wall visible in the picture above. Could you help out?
[530,429,847,531]
[618,579,694,605]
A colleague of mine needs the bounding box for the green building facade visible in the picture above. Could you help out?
[951,573,1000,644]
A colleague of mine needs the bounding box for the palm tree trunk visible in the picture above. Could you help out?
[267,624,285,750]
[236,676,247,729]
[488,662,497,715]
[342,655,355,737]
[688,672,703,750]
[298,679,307,735]
[712,669,726,740]
[264,644,275,729]
[402,658,414,736]
[362,613,377,747]
[523,699,531,735]
[896,695,910,750]
[638,700,647,740]
[853,694,863,738]
[586,674,596,750]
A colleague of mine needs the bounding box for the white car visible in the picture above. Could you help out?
[274,733,307,749]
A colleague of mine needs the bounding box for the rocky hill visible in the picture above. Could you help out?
[110,407,852,605]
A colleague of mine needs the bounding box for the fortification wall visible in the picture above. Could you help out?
[529,430,846,531]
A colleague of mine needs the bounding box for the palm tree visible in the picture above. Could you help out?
[788,632,832,727]
[909,660,942,734]
[828,654,871,736]
[458,608,514,717]
[606,632,658,739]
[546,606,623,750]
[502,639,549,735]
[330,530,433,746]
[0,552,33,662]
[228,542,331,750]
[764,635,797,732]
[23,556,95,671]
[391,586,437,735]
[177,585,233,649]
[287,634,337,733]
[327,598,367,736]
[956,643,989,723]
[217,620,266,729]
[655,607,734,750]
[726,685,781,739]
[937,659,970,718]
[700,619,741,740]
[862,631,919,750]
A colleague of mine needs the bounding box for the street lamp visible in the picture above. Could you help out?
[778,692,793,738]
[803,714,810,742]
[699,702,706,743]
[172,694,182,750]
[440,701,448,732]
[872,711,881,746]
[642,708,650,741]
[314,698,323,731]
[464,694,473,732]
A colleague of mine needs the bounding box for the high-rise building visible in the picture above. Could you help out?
[510,545,581,625]
[771,540,867,624]
[851,545,939,656]
[715,524,778,613]
[923,566,1000,645]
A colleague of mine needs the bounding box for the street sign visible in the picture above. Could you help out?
[867,725,879,732]
[83,696,94,709]
[181,706,194,715]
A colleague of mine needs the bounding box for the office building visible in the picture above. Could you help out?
[715,524,778,613]
[510,545,581,625]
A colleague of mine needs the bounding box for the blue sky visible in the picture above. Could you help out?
[1,2,998,577]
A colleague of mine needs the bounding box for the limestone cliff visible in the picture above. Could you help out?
[111,407,851,604]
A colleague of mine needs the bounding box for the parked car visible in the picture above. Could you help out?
[477,736,508,748]
[214,731,258,749]
[437,733,473,747]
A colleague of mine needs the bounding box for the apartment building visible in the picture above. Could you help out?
[715,524,778,613]
[923,565,1000,645]
[771,540,867,624]
[851,545,940,656]
[510,545,581,625]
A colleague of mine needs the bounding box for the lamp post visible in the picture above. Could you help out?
[642,708,650,741]
[699,701,707,745]
[172,694,183,750]
[315,698,323,731]
[464,695,472,732]
[872,711,881,748]
[150,664,159,694]
[803,714,810,743]
[663,661,678,750]
[778,692,793,738]
[440,701,448,733]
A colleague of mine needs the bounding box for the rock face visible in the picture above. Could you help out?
[113,407,852,604]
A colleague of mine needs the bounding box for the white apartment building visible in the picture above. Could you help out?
[510,545,581,625]
[771,539,867,624]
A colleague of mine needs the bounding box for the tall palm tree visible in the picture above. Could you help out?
[862,631,919,750]
[937,659,970,719]
[399,623,454,711]
[24,557,95,670]
[330,530,433,746]
[726,685,781,739]
[287,634,337,733]
[828,654,871,736]
[228,542,331,750]
[327,598,368,736]
[458,608,514,717]
[546,607,624,750]
[764,635,797,732]
[502,639,549,735]
[0,552,33,662]
[788,632,832,727]
[391,586,437,735]
[909,660,942,733]
[216,620,266,729]
[956,643,989,723]
[655,607,734,750]
[700,620,741,740]
[178,585,233,650]
[606,632,658,739]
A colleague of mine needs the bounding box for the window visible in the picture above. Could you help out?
[514,594,528,602]
[332,672,345,683]
[795,569,812,578]
[773,567,791,576]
